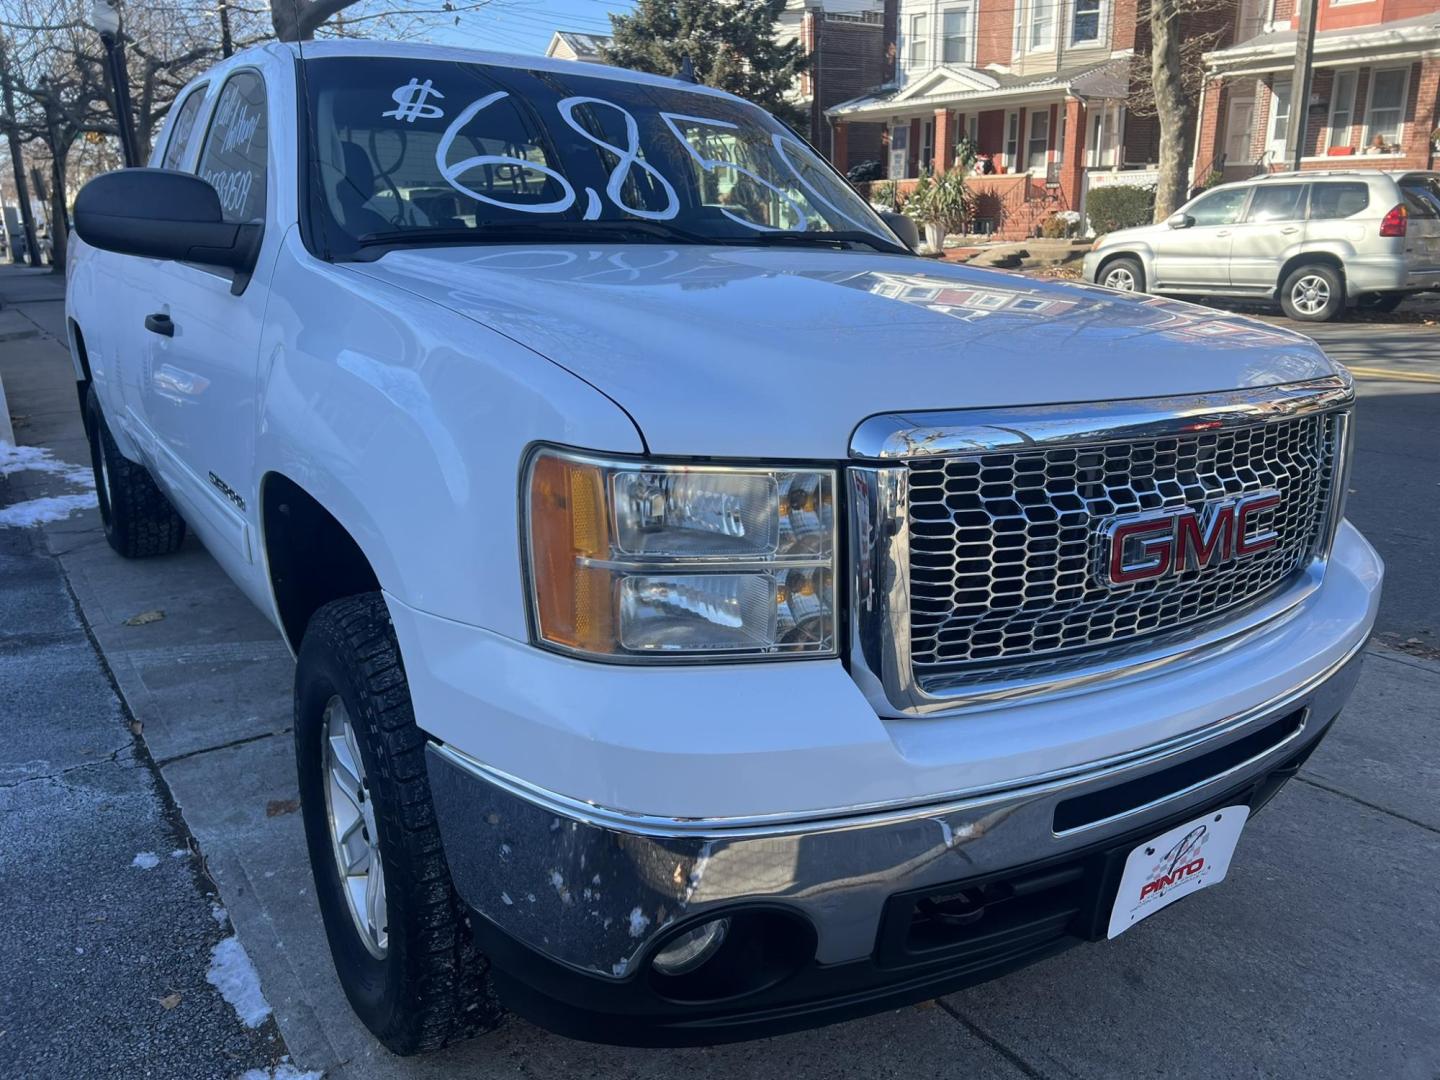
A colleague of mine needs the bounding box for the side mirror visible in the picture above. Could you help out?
[880,210,920,251]
[74,168,261,282]
[1167,211,1195,229]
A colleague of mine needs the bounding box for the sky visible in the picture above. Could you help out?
[431,0,633,57]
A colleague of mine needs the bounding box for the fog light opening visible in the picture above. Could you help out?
[650,917,730,976]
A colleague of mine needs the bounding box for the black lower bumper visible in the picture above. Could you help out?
[467,718,1330,1047]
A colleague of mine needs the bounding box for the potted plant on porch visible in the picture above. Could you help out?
[911,169,973,251]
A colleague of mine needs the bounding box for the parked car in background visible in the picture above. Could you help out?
[1085,170,1440,322]
[67,40,1381,1056]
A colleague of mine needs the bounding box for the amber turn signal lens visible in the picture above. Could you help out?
[527,453,615,653]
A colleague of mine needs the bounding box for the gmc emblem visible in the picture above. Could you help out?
[1098,490,1282,588]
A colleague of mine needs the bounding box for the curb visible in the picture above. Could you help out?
[0,366,14,445]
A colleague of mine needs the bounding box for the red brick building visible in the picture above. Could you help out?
[824,0,1191,237]
[1194,3,1440,182]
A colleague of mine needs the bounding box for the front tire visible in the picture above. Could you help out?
[295,593,502,1056]
[1099,255,1145,293]
[84,384,187,558]
[1280,264,1344,322]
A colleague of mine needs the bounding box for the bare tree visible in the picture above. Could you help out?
[1129,0,1235,220]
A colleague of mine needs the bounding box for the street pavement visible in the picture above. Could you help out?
[1,263,1437,1079]
[0,277,286,1078]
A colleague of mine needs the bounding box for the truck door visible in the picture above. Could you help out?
[1227,181,1307,292]
[1150,185,1250,290]
[106,83,212,444]
[137,68,275,576]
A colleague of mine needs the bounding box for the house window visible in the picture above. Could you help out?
[908,13,928,65]
[1005,110,1020,166]
[921,119,935,171]
[1327,70,1357,150]
[1028,0,1056,51]
[942,9,970,64]
[1265,78,1291,162]
[1364,67,1409,149]
[1055,112,1066,163]
[1028,109,1051,167]
[1225,87,1256,166]
[1071,0,1102,44]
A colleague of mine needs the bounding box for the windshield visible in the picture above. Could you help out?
[303,56,896,254]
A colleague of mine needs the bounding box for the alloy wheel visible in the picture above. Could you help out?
[1290,275,1331,316]
[1103,267,1137,291]
[322,695,388,958]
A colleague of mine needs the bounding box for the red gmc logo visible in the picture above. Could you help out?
[1100,490,1282,587]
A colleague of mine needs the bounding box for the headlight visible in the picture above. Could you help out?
[524,447,837,661]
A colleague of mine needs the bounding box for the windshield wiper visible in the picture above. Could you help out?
[351,219,716,253]
[722,230,909,255]
[347,220,909,258]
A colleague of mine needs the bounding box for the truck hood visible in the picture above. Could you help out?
[349,245,1338,458]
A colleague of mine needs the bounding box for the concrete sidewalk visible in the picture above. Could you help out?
[3,264,1438,1079]
[0,273,289,1078]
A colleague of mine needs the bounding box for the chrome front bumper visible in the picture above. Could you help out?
[426,634,1366,984]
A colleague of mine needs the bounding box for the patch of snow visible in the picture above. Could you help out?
[211,902,229,925]
[500,892,513,906]
[131,852,161,870]
[627,907,650,938]
[0,492,99,527]
[0,443,97,527]
[207,936,272,1029]
[170,848,190,859]
[237,1066,324,1080]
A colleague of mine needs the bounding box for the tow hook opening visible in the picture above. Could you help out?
[647,908,815,1004]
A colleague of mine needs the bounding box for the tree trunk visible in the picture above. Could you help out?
[48,144,68,275]
[0,48,41,268]
[1149,0,1189,221]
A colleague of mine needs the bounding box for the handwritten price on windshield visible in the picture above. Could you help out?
[429,90,872,234]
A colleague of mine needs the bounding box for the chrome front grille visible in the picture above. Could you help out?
[846,377,1354,716]
[904,412,1342,687]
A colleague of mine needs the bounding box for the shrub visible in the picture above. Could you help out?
[903,170,935,223]
[847,159,884,184]
[872,180,902,212]
[1040,214,1070,239]
[926,170,972,235]
[1086,184,1156,233]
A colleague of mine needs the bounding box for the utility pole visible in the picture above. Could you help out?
[91,0,141,167]
[0,38,41,267]
[218,0,235,58]
[1285,0,1319,171]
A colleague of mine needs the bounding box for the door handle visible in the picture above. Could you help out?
[144,313,174,337]
[1280,226,1299,235]
[1216,230,1231,237]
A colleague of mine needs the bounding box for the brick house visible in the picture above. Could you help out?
[1194,2,1440,182]
[779,2,890,162]
[545,3,889,162]
[822,0,1184,238]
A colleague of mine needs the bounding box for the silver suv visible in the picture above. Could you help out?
[1083,170,1440,322]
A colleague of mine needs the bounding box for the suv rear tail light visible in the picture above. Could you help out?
[1379,203,1408,237]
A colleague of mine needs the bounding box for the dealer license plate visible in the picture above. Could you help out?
[1107,805,1251,939]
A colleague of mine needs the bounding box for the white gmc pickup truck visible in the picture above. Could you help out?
[67,40,1381,1054]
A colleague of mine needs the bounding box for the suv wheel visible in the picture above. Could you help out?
[1100,256,1144,293]
[295,593,502,1055]
[84,384,187,558]
[1280,264,1344,322]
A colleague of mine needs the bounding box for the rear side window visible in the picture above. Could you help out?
[1246,183,1305,223]
[1185,187,1248,227]
[1308,182,1369,220]
[1399,177,1440,219]
[197,70,268,223]
[160,86,207,170]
